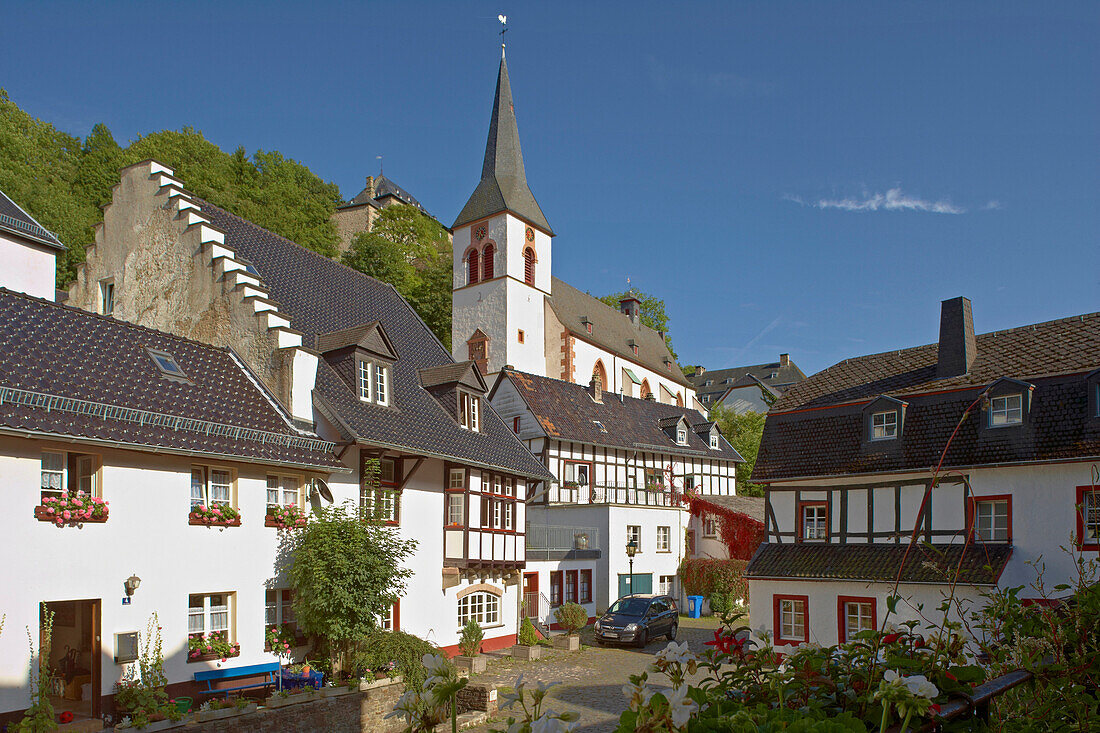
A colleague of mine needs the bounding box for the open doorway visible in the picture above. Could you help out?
[42,599,101,723]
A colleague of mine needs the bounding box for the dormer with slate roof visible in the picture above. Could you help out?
[862,395,908,448]
[0,188,66,301]
[318,321,399,408]
[659,415,691,446]
[420,361,489,433]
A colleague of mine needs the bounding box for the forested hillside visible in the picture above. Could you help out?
[0,90,342,286]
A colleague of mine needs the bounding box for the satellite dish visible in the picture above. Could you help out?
[311,477,334,503]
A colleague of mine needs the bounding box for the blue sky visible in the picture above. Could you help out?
[3,1,1097,375]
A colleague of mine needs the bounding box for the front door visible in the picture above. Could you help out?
[42,599,102,721]
[522,573,539,618]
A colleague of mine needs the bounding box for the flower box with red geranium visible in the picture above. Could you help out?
[189,504,241,527]
[264,504,308,529]
[187,631,240,663]
[35,491,109,526]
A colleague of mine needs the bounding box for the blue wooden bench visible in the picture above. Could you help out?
[193,661,280,698]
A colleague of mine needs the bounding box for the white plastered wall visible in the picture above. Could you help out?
[0,231,57,301]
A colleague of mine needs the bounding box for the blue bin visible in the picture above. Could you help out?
[687,595,704,619]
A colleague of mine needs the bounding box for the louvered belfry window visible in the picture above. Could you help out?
[467,249,480,285]
[523,247,535,285]
[482,243,494,280]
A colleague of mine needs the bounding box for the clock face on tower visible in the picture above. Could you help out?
[525,227,535,242]
[474,225,487,242]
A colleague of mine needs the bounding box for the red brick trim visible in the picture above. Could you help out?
[836,596,877,643]
[773,594,809,646]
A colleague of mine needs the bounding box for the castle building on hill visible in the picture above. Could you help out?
[450,52,698,412]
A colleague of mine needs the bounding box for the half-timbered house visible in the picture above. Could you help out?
[747,297,1100,650]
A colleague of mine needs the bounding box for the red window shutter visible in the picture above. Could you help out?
[482,244,494,280]
[524,248,535,285]
[468,250,480,284]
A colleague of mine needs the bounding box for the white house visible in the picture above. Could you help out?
[746,297,1100,652]
[450,51,697,410]
[490,367,742,629]
[0,188,66,301]
[0,165,551,725]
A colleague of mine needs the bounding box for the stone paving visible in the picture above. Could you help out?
[466,615,721,733]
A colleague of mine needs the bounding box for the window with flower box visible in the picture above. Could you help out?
[457,591,500,628]
[265,588,303,650]
[36,451,106,524]
[190,466,239,526]
[188,592,239,662]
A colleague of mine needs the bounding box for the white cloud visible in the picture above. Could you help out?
[787,188,968,214]
[982,200,1002,210]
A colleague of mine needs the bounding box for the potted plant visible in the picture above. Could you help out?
[512,617,542,660]
[552,603,586,651]
[454,619,486,673]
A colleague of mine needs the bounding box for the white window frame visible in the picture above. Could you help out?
[99,279,114,316]
[779,598,806,642]
[459,392,481,432]
[659,575,675,595]
[563,461,590,487]
[703,516,718,538]
[374,363,389,406]
[189,592,233,639]
[844,601,873,641]
[380,603,396,631]
[1084,491,1100,542]
[990,394,1023,427]
[676,428,688,445]
[40,450,101,502]
[802,504,828,540]
[626,525,642,552]
[358,361,372,401]
[449,469,466,490]
[656,526,671,552]
[709,434,719,449]
[265,588,296,629]
[871,411,898,440]
[191,466,233,508]
[975,499,1009,541]
[446,493,464,526]
[363,487,399,523]
[266,474,301,510]
[457,591,501,629]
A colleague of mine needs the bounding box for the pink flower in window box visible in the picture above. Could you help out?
[62,510,71,520]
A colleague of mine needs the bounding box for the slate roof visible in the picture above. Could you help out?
[755,312,1100,482]
[342,175,426,213]
[194,199,551,480]
[0,189,65,250]
[688,359,806,405]
[0,288,341,470]
[548,278,692,389]
[453,56,553,234]
[494,368,744,462]
[745,542,1012,586]
[692,494,765,521]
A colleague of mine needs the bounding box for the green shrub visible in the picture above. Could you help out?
[707,592,732,616]
[347,629,441,690]
[553,602,588,635]
[518,617,539,646]
[679,558,748,600]
[458,619,483,657]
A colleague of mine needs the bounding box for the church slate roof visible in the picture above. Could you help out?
[453,55,553,234]
[0,288,342,470]
[0,188,65,250]
[745,542,1012,585]
[494,368,743,462]
[753,311,1100,482]
[548,277,692,389]
[194,199,551,480]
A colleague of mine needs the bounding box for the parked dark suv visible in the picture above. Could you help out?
[593,594,678,647]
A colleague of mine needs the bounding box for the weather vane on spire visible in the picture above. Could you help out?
[498,14,508,56]
[376,155,383,176]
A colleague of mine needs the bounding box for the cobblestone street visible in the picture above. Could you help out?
[465,616,720,733]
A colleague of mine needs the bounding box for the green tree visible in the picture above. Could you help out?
[709,405,766,497]
[284,500,416,671]
[342,204,453,349]
[598,289,677,358]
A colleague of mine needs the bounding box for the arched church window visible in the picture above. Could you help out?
[482,243,495,280]
[676,392,684,407]
[523,246,536,286]
[640,379,652,400]
[592,360,608,391]
[466,248,480,285]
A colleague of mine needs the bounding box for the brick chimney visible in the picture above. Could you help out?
[619,296,641,326]
[590,372,603,403]
[780,353,790,368]
[936,297,976,378]
[364,175,376,200]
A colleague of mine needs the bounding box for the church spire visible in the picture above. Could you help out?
[453,55,553,235]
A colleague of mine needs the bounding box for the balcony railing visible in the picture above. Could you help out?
[526,525,600,552]
[544,482,682,508]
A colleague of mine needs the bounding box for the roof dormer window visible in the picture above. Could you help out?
[989,394,1023,427]
[709,434,719,449]
[677,428,687,445]
[871,411,898,440]
[357,359,391,406]
[459,391,480,433]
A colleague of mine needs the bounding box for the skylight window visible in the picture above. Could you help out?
[147,349,188,381]
[592,420,607,433]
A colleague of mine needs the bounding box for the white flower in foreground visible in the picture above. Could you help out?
[531,711,578,733]
[656,641,696,665]
[903,674,939,699]
[667,685,699,729]
[622,681,656,711]
[422,653,450,676]
[385,690,420,722]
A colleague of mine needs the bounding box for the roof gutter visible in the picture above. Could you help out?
[743,574,998,587]
[0,426,350,473]
[755,454,1100,486]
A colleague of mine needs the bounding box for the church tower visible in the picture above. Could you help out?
[452,50,554,379]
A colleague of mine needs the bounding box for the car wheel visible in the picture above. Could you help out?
[668,623,677,641]
[636,629,648,649]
